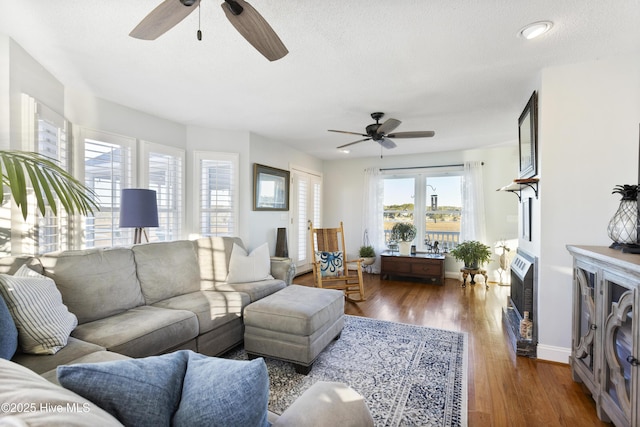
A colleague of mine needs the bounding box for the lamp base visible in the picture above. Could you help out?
[133,228,150,245]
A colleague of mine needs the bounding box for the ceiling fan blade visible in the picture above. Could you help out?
[221,0,288,61]
[378,138,397,149]
[386,131,435,138]
[377,118,401,135]
[130,0,201,40]
[328,130,368,137]
[337,138,371,149]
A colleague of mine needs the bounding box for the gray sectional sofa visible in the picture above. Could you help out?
[0,237,374,426]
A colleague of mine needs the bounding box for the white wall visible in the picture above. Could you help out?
[322,145,519,277]
[536,54,640,362]
[0,35,10,151]
[248,133,323,253]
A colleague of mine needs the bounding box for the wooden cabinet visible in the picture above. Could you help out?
[567,245,640,426]
[380,252,445,284]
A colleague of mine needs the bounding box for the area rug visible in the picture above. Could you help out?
[226,315,467,427]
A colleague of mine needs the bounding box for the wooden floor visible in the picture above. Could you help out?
[294,272,608,427]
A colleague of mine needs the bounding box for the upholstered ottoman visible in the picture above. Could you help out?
[243,285,344,374]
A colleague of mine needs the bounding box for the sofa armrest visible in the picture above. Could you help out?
[270,257,296,286]
[272,381,374,427]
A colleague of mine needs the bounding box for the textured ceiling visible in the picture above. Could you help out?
[1,0,640,159]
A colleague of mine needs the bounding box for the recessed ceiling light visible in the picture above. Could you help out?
[338,148,350,154]
[518,21,553,40]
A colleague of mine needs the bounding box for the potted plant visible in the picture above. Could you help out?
[391,222,417,256]
[449,240,492,269]
[358,245,376,265]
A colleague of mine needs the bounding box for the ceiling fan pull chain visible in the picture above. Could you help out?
[197,3,202,40]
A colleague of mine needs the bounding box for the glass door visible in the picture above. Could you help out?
[573,262,598,388]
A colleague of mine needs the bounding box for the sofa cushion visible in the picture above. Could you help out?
[0,358,121,426]
[0,265,77,355]
[152,290,249,334]
[12,336,106,375]
[71,306,199,357]
[133,240,201,304]
[0,255,43,275]
[227,242,273,283]
[58,350,189,427]
[213,278,287,302]
[173,352,270,427]
[41,350,132,385]
[40,247,145,324]
[0,292,18,360]
[194,236,245,290]
[56,350,270,427]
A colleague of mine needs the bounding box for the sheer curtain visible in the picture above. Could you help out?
[362,168,385,274]
[460,161,487,243]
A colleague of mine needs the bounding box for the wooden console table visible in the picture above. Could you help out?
[380,252,445,285]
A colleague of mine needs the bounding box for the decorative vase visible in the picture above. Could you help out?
[607,200,637,245]
[398,241,412,256]
[362,257,375,266]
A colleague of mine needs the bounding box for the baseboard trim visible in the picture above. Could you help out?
[536,344,571,364]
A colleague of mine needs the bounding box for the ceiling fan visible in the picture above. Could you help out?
[129,0,288,61]
[329,112,435,152]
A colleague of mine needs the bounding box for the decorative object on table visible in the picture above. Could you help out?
[253,163,290,211]
[119,189,159,244]
[275,227,288,257]
[390,222,417,256]
[449,240,492,269]
[607,184,639,249]
[226,315,467,427]
[358,245,376,266]
[518,91,538,179]
[495,240,512,286]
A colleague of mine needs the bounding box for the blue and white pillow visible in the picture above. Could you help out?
[0,294,18,360]
[316,251,344,277]
[0,265,77,355]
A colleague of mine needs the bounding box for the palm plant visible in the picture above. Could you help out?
[0,151,98,219]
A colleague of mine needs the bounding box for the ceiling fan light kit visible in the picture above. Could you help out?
[329,112,435,153]
[130,0,288,61]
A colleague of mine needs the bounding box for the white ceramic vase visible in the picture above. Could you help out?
[398,241,412,256]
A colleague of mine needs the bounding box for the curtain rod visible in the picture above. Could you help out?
[380,162,483,172]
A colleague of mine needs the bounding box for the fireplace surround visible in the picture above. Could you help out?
[502,248,537,357]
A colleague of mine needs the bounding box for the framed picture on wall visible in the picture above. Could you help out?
[253,163,290,211]
[522,197,532,241]
[518,91,538,178]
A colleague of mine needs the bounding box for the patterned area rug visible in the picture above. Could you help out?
[227,315,467,426]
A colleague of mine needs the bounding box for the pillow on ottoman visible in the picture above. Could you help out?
[57,350,270,427]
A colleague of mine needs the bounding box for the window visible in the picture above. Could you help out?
[81,129,136,248]
[383,169,462,252]
[140,142,184,241]
[194,151,238,237]
[21,95,70,254]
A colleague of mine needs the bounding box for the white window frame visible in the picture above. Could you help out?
[139,141,185,241]
[192,151,239,237]
[76,127,136,248]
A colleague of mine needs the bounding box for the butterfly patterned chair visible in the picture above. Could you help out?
[309,221,366,301]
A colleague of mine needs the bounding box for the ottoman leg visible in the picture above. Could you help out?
[295,363,313,375]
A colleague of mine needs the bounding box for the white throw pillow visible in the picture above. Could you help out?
[0,265,77,355]
[226,243,274,284]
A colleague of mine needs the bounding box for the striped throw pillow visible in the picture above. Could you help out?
[0,265,77,355]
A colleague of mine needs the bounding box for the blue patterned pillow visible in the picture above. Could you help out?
[57,350,270,427]
[316,251,344,277]
[0,294,18,360]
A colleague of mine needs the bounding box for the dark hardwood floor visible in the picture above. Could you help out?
[293,272,607,427]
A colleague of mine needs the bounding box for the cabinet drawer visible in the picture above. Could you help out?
[410,263,441,275]
[382,260,411,273]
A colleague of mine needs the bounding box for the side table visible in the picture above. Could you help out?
[460,267,488,289]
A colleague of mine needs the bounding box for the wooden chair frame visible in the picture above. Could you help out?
[309,221,366,301]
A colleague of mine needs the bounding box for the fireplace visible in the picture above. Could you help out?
[502,249,537,357]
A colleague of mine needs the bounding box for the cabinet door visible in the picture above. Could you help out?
[601,271,636,427]
[572,262,598,391]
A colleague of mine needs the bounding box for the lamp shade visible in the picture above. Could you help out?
[119,189,159,228]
